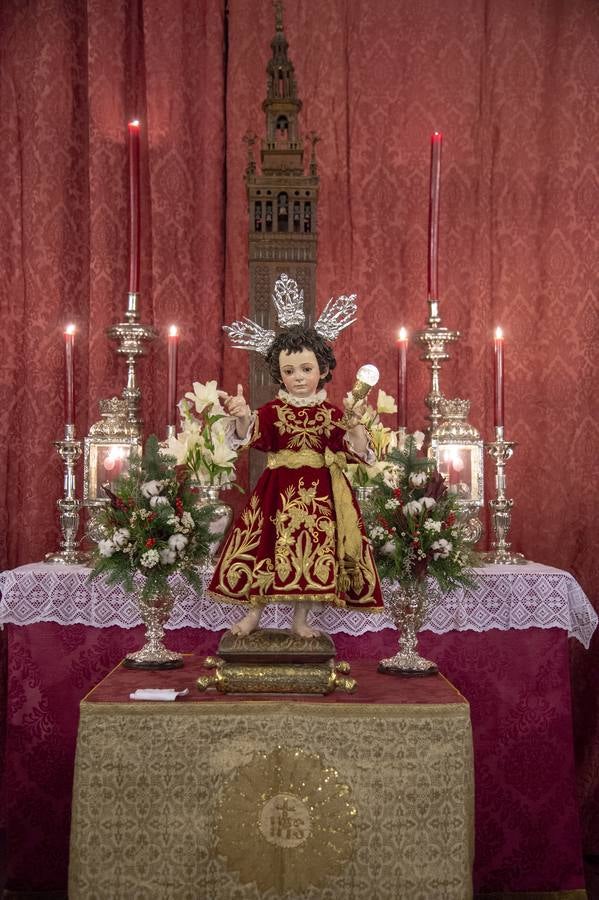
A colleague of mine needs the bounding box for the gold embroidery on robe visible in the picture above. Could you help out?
[209,398,383,610]
[270,479,336,590]
[215,496,264,592]
[274,404,335,451]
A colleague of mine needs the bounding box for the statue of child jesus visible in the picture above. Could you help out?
[208,325,383,637]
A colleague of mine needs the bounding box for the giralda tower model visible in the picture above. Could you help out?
[244,2,320,425]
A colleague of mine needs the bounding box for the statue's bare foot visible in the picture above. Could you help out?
[230,608,263,636]
[291,622,321,639]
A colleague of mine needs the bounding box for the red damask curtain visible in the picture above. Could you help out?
[1,0,598,848]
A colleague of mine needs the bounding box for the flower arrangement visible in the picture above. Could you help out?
[346,389,398,486]
[363,432,475,592]
[89,436,212,600]
[163,380,239,488]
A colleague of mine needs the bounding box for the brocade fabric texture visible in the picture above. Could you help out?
[68,663,474,900]
[2,624,586,893]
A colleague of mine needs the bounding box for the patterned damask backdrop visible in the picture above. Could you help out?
[1,0,598,847]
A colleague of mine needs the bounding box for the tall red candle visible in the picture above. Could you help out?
[167,325,179,427]
[64,324,75,425]
[128,120,141,294]
[494,326,505,428]
[397,327,408,429]
[428,131,443,298]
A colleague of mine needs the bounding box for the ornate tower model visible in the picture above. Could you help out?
[245,2,319,414]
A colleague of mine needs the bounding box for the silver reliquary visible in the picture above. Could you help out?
[82,398,142,542]
[429,398,484,544]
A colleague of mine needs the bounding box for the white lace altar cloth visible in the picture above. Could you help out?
[0,561,596,648]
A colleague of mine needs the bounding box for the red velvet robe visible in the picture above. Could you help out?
[209,397,383,609]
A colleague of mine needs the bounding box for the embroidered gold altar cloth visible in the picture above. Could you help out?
[69,659,474,899]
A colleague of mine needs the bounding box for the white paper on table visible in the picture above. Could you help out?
[129,688,189,701]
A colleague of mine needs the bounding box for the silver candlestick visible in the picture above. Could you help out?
[484,425,525,564]
[106,291,157,431]
[415,295,460,437]
[158,424,177,453]
[46,424,86,564]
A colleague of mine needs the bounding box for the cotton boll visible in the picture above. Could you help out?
[98,539,116,557]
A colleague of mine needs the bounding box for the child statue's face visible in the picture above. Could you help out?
[279,348,326,398]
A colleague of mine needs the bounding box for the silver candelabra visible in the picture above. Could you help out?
[45,424,86,564]
[484,426,525,564]
[106,291,157,431]
[415,295,460,436]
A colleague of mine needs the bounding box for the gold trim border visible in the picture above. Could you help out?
[80,699,471,721]
[207,588,385,612]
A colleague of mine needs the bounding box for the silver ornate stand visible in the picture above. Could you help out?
[415,295,460,435]
[46,425,86,565]
[378,579,438,675]
[353,484,376,508]
[106,291,157,429]
[124,589,184,669]
[483,426,526,565]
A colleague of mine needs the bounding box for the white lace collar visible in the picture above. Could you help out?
[277,389,327,408]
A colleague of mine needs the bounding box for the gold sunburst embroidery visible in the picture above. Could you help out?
[216,747,357,894]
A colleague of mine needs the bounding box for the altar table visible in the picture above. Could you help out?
[1,560,596,896]
[69,659,474,899]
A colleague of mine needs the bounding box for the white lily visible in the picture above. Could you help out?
[185,380,225,416]
[370,422,396,461]
[163,427,202,466]
[376,389,397,415]
[381,467,396,488]
[211,422,238,468]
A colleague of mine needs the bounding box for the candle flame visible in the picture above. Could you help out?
[495,326,504,340]
[398,327,408,341]
[128,119,140,129]
[169,325,178,337]
[106,445,126,463]
[432,131,443,140]
[65,323,76,335]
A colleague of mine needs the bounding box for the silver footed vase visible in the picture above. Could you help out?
[378,578,438,676]
[124,587,184,669]
[190,483,233,562]
[353,483,376,515]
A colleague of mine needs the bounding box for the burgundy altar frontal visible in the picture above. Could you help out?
[1,622,586,895]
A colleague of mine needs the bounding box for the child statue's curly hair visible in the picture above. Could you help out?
[265,326,337,389]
